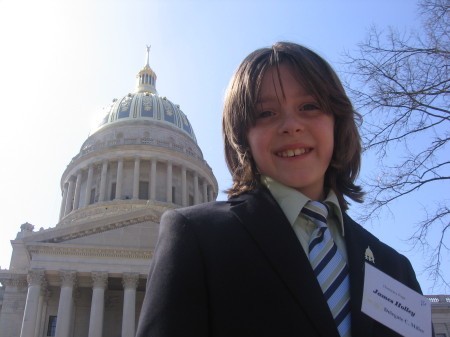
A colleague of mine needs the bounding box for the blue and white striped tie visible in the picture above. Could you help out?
[302,201,352,337]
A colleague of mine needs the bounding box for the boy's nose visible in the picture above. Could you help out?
[279,112,304,134]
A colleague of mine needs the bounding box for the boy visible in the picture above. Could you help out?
[136,42,422,337]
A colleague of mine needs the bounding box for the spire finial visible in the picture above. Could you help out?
[145,45,151,66]
[136,45,157,94]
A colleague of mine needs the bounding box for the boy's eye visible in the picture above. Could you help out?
[257,110,274,118]
[300,103,320,111]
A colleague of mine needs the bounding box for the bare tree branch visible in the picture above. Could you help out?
[343,0,450,290]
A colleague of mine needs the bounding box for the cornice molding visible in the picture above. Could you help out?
[0,271,28,288]
[27,245,153,260]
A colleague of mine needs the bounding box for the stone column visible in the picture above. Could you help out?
[59,183,68,220]
[166,162,172,203]
[181,166,187,206]
[73,171,83,210]
[64,178,75,216]
[35,286,50,337]
[150,159,157,200]
[34,280,51,337]
[208,186,213,202]
[121,273,139,337]
[84,164,94,207]
[55,271,77,337]
[88,272,108,337]
[115,159,124,200]
[202,179,208,204]
[98,161,108,202]
[147,159,152,200]
[20,269,45,337]
[132,158,140,199]
[193,173,199,205]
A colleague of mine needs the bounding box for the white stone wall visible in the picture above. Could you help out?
[0,283,26,337]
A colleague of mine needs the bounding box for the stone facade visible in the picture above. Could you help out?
[0,48,218,337]
[426,295,450,337]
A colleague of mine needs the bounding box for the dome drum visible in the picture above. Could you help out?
[59,155,217,226]
[70,121,210,172]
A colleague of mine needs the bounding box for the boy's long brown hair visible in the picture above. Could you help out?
[222,42,363,210]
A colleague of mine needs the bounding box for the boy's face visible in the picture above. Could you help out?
[247,64,334,201]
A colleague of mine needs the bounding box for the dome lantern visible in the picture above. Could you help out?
[136,45,157,94]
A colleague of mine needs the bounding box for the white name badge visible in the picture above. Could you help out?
[361,262,431,337]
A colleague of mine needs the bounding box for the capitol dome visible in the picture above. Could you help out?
[58,47,218,227]
[93,93,196,141]
[92,65,197,141]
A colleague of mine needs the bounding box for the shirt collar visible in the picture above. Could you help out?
[262,176,345,236]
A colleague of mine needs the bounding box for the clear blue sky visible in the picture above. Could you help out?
[0,0,447,293]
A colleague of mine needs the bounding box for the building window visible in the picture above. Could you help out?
[47,316,57,336]
[110,182,116,200]
[172,186,176,204]
[89,188,96,204]
[139,181,149,200]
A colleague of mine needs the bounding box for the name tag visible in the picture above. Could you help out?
[361,262,431,337]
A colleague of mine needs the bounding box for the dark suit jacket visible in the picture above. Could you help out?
[136,187,422,337]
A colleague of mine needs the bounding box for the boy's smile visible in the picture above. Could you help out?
[247,64,334,201]
[276,147,311,158]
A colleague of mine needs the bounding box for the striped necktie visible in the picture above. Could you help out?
[302,201,352,337]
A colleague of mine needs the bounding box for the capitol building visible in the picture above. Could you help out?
[0,47,218,337]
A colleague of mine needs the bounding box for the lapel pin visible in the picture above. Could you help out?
[365,246,375,264]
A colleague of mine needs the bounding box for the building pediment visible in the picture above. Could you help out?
[20,204,165,245]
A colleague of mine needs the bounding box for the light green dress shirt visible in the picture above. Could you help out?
[262,176,348,262]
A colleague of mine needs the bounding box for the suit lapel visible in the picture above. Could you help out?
[230,188,340,337]
[343,214,375,337]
